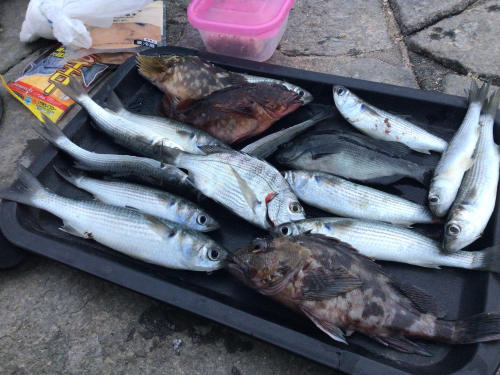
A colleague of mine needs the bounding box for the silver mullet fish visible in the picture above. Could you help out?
[54,166,219,232]
[333,85,448,154]
[270,217,500,273]
[428,79,491,217]
[444,90,500,252]
[282,170,439,225]
[1,166,227,271]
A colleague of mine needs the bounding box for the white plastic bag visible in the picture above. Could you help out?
[20,0,153,48]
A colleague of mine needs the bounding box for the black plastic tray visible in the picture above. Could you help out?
[2,46,500,375]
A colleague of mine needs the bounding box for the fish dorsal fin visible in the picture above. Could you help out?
[389,277,446,318]
[229,165,261,214]
[301,306,347,344]
[140,213,174,237]
[228,72,250,85]
[299,265,364,300]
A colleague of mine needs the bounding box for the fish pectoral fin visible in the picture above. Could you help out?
[301,306,347,344]
[140,213,174,238]
[411,147,431,155]
[461,186,479,206]
[229,165,261,214]
[308,144,342,160]
[125,205,140,211]
[373,335,432,356]
[464,157,476,171]
[389,276,447,318]
[299,266,364,300]
[59,223,92,239]
[228,72,249,85]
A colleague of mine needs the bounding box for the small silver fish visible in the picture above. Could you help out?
[32,115,192,190]
[275,130,433,186]
[54,166,219,232]
[162,146,305,229]
[1,166,227,271]
[270,217,500,272]
[444,90,500,252]
[428,79,491,217]
[240,107,334,158]
[333,86,448,154]
[282,170,438,225]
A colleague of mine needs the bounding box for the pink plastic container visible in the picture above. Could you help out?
[188,0,295,62]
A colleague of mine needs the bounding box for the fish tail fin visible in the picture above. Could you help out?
[416,165,434,187]
[31,113,67,148]
[102,91,126,115]
[0,165,47,207]
[451,312,500,344]
[471,244,500,274]
[52,74,89,104]
[482,89,500,118]
[468,78,491,106]
[53,165,86,186]
[161,146,184,166]
[136,54,169,80]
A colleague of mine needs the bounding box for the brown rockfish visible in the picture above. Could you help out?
[158,83,304,144]
[226,235,500,356]
[137,54,313,103]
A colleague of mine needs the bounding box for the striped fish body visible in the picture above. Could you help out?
[445,92,500,252]
[275,131,431,185]
[164,147,305,229]
[270,218,500,272]
[55,168,219,232]
[0,167,227,271]
[428,80,491,217]
[333,86,448,154]
[282,170,436,225]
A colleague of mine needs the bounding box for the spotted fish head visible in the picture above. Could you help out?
[226,237,305,295]
[255,83,304,119]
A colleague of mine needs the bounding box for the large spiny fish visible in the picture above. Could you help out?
[226,235,500,356]
[137,54,313,103]
[159,83,304,144]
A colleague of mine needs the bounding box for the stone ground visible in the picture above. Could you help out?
[0,0,499,374]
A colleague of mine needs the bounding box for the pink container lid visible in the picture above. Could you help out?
[188,0,295,38]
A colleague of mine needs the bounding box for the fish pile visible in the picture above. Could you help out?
[3,53,500,357]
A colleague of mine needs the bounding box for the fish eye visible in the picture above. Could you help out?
[299,90,305,96]
[208,248,220,261]
[280,226,291,236]
[289,202,302,214]
[447,224,461,236]
[197,215,207,225]
[336,86,346,96]
[251,239,267,253]
[429,195,440,204]
[276,84,288,91]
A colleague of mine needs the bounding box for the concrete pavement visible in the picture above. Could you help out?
[1,0,499,374]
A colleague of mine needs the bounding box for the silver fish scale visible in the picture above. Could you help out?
[29,191,224,270]
[356,103,447,152]
[281,219,482,269]
[285,171,434,224]
[447,115,500,248]
[55,136,188,185]
[281,136,422,182]
[114,107,228,154]
[178,151,293,228]
[71,175,213,231]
